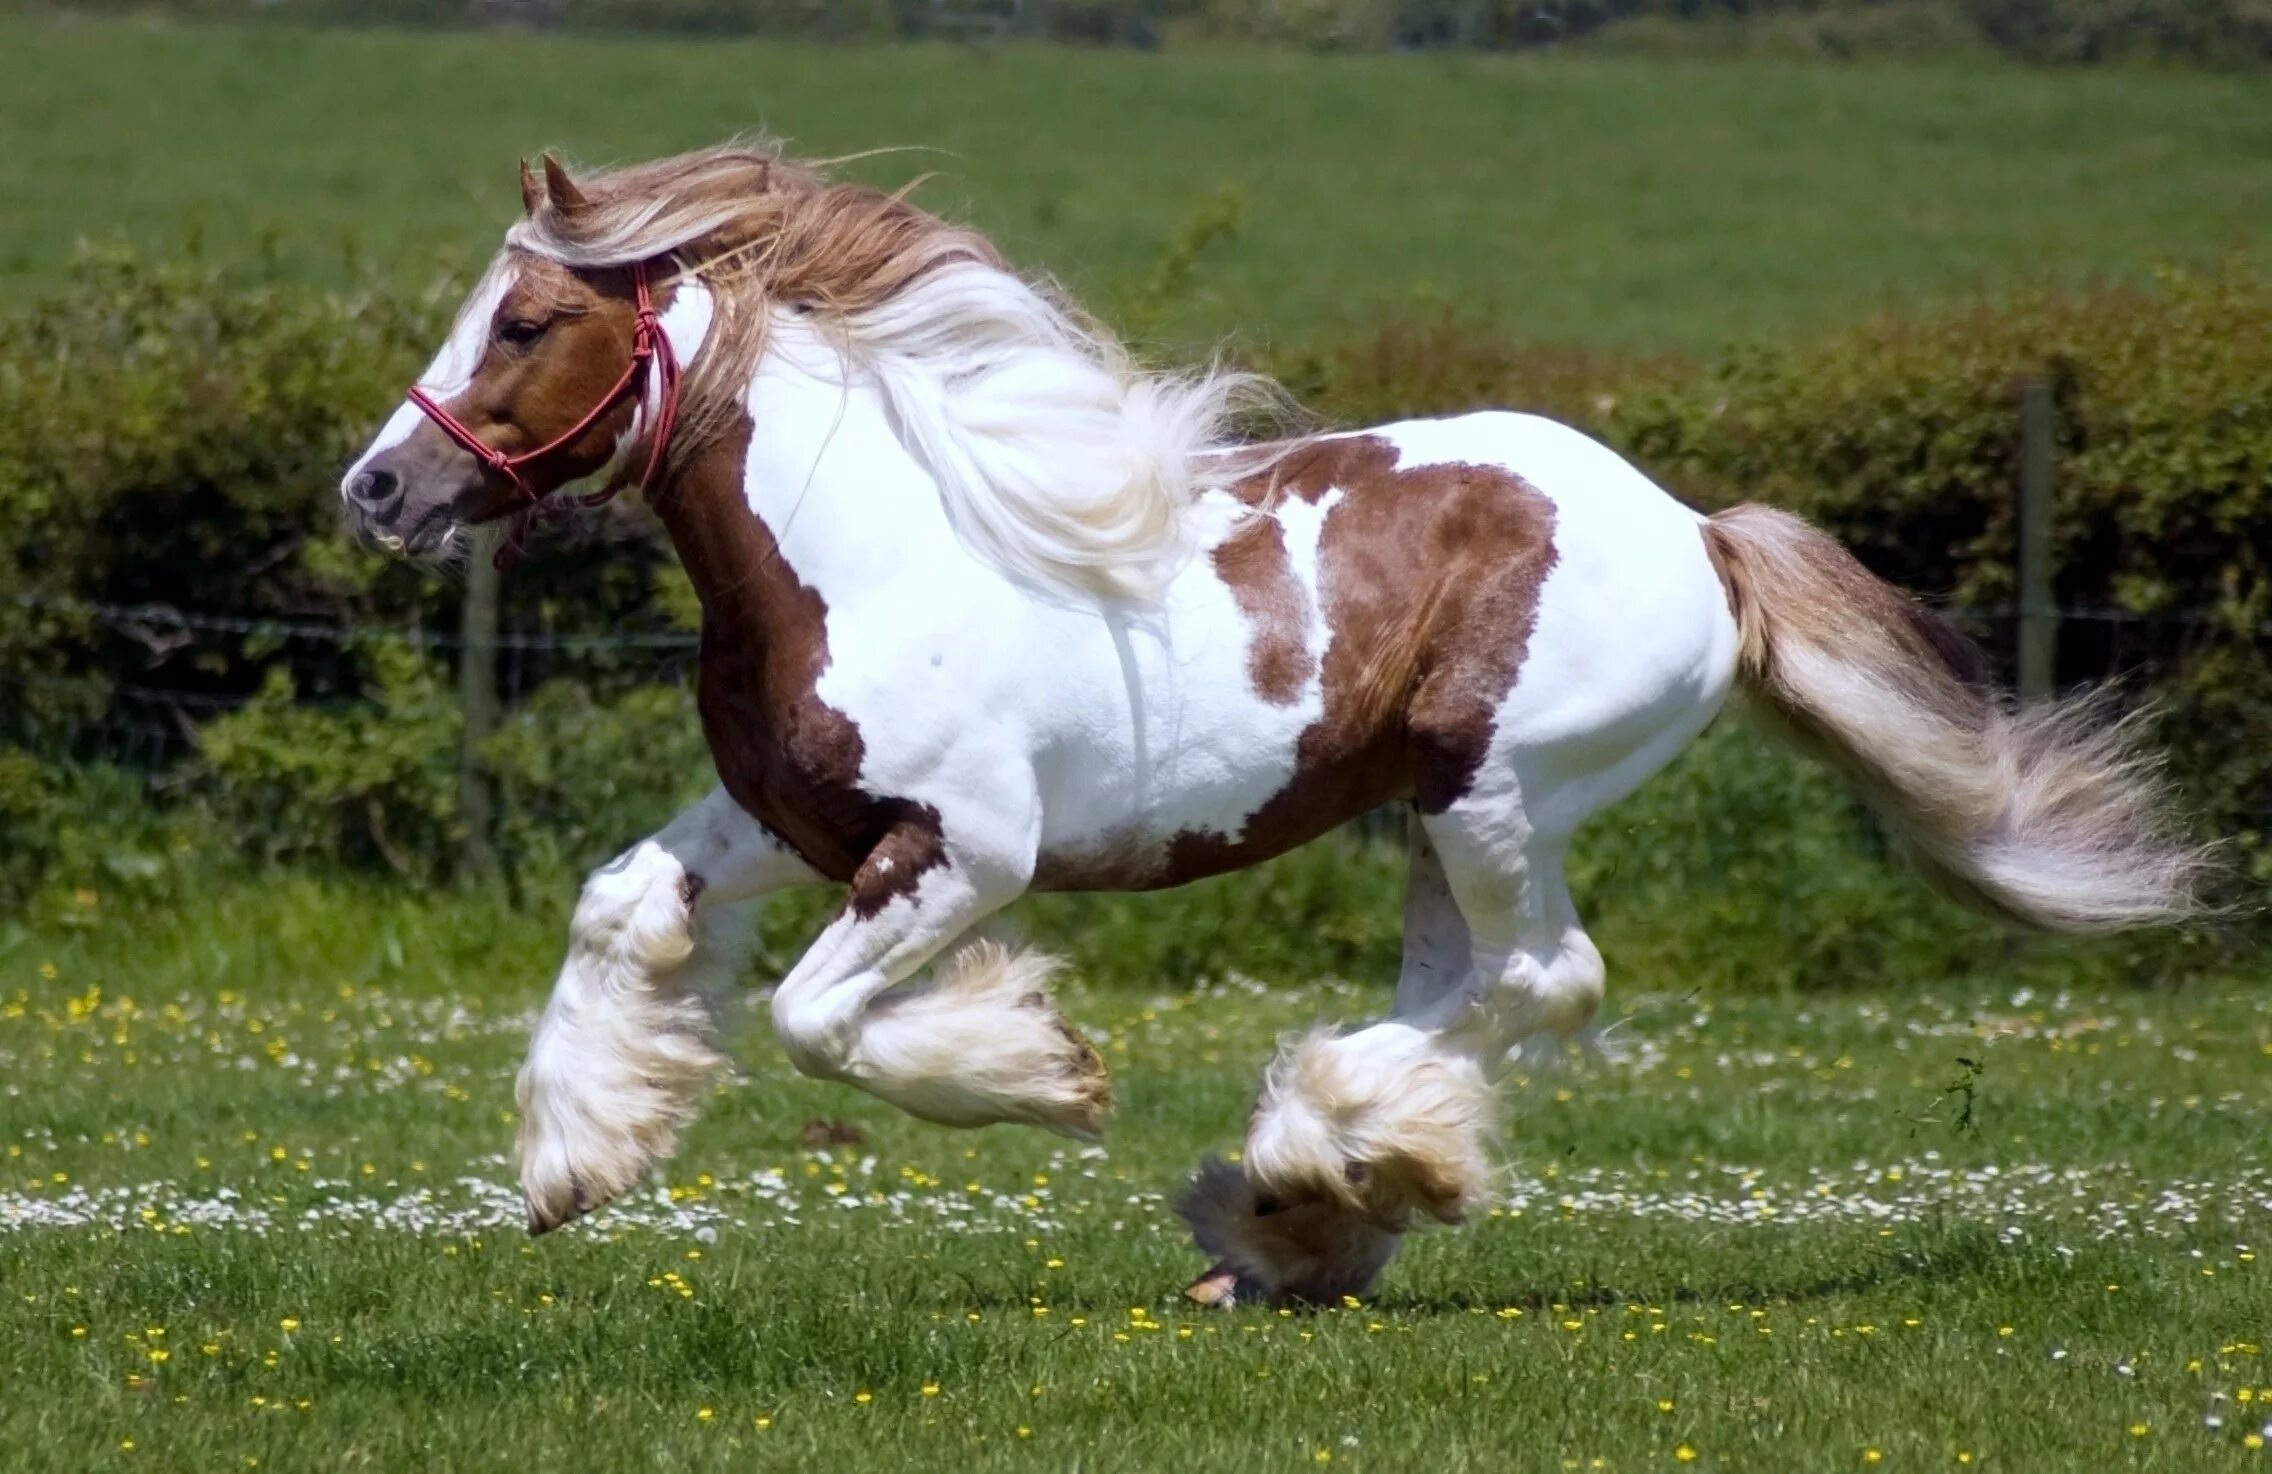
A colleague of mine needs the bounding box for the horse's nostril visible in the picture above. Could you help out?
[350,468,400,505]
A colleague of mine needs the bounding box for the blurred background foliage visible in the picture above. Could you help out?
[21,0,2272,65]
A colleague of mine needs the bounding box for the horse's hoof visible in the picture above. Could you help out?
[1183,1262,1242,1307]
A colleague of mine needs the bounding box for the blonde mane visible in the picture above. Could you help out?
[505,140,1281,600]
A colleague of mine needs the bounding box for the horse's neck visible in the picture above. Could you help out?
[655,319,958,628]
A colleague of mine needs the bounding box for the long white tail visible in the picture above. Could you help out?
[1704,504,2209,934]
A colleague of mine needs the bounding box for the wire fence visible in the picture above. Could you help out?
[8,587,2267,778]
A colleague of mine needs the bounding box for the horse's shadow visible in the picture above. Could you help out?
[1371,1229,2007,1317]
[942,1226,2006,1318]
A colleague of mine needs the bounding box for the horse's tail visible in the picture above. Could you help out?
[1702,503,2208,934]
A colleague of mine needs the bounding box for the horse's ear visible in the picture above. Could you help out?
[541,153,592,215]
[519,158,543,216]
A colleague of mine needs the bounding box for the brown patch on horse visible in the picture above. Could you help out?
[655,404,946,903]
[847,805,948,920]
[1161,433,1558,880]
[1210,516,1313,706]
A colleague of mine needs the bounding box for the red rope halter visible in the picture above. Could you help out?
[405,260,681,564]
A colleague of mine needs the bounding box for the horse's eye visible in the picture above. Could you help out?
[497,318,549,349]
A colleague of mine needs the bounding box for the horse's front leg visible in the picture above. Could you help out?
[768,810,1111,1139]
[518,786,818,1233]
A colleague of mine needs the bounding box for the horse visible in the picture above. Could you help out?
[341,142,2205,1306]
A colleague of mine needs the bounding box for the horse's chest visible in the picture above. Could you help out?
[695,639,888,885]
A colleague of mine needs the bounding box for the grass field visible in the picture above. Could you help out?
[4,17,2270,350]
[2,875,2268,1472]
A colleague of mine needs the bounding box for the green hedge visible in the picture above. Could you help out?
[27,0,2272,62]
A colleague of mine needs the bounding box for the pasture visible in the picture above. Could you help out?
[2,17,2270,349]
[4,15,2270,1472]
[2,875,2268,1471]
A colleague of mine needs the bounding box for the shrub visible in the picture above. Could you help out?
[485,679,712,879]
[1961,0,2272,65]
[196,645,464,876]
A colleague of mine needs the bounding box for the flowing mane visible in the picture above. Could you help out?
[506,141,1279,599]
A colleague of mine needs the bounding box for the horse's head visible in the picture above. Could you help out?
[342,157,678,560]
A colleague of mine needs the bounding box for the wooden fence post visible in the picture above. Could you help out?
[2016,378,2058,701]
[457,534,500,877]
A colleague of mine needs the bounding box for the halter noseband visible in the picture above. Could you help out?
[404,259,682,552]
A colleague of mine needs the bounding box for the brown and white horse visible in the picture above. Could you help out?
[343,144,2204,1305]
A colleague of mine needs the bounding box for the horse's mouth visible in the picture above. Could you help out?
[355,500,461,562]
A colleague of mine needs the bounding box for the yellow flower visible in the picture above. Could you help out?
[1996,1326,2014,1338]
[695,1407,713,1423]
[921,1382,941,1398]
[1675,1445,1698,1463]
[1864,1452,1882,1465]
[1956,1454,1973,1465]
[119,1440,135,1452]
[279,1317,300,1332]
[1657,1400,1675,1413]
[1016,1426,1032,1439]
[2128,1423,2148,1437]
[1314,1452,1332,1465]
[754,1415,772,1430]
[854,1389,873,1405]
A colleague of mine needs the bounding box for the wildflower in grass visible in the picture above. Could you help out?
[2129,1422,2149,1437]
[854,1389,873,1405]
[696,1407,713,1423]
[922,1382,941,1397]
[754,1415,772,1430]
[1017,1427,1032,1439]
[1864,1451,1882,1465]
[1675,1445,1698,1463]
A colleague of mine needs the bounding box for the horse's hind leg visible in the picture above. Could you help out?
[517,787,817,1233]
[1181,813,1480,1305]
[1209,794,1611,1303]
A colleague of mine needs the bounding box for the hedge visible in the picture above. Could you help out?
[30,0,2272,63]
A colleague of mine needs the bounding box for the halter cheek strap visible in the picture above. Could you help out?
[404,260,682,558]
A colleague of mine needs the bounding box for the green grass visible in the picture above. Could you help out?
[2,874,2267,1472]
[3,18,2270,350]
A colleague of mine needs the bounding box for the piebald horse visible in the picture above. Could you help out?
[344,144,2202,1305]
